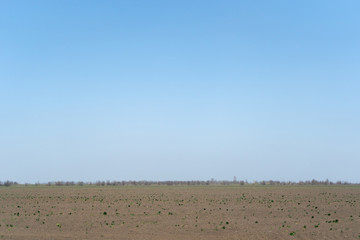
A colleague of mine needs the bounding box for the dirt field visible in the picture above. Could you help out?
[0,185,359,239]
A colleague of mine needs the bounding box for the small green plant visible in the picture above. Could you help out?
[289,232,296,236]
[56,223,61,229]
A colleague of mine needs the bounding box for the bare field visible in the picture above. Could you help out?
[0,185,359,239]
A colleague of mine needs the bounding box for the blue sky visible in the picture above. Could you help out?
[1,1,359,183]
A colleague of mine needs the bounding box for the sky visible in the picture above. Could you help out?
[0,0,359,183]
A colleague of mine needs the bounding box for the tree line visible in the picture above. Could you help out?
[0,179,357,187]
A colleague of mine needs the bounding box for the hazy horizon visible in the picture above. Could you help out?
[1,1,359,183]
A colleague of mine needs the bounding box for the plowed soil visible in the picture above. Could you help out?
[1,185,359,239]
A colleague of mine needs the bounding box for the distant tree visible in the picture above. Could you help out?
[4,181,11,187]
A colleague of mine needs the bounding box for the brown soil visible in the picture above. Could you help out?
[0,185,359,239]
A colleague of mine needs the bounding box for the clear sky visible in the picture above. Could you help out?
[1,1,359,183]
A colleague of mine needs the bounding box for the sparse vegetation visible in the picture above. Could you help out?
[0,183,358,239]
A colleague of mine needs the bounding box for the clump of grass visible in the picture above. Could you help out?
[289,232,296,236]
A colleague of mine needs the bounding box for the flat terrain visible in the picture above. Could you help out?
[0,185,359,239]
